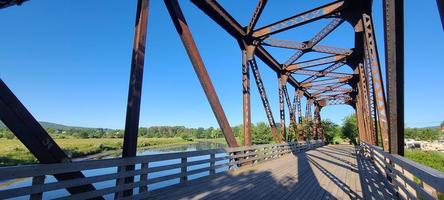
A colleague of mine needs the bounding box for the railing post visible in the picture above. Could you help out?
[228,152,234,170]
[210,153,216,175]
[139,162,149,193]
[114,166,126,199]
[253,148,258,164]
[180,157,188,183]
[30,175,45,200]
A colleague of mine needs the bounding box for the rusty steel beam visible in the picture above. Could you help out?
[362,13,390,151]
[165,0,238,147]
[278,74,286,141]
[291,68,353,78]
[301,62,347,84]
[313,104,321,139]
[303,76,351,85]
[282,77,297,141]
[357,62,375,145]
[309,87,353,93]
[242,44,254,146]
[383,0,404,155]
[294,90,304,141]
[355,92,366,142]
[118,0,149,197]
[317,107,324,140]
[305,99,313,139]
[250,57,281,143]
[286,55,347,71]
[262,38,353,55]
[362,45,378,145]
[252,1,345,38]
[246,0,268,34]
[0,79,102,199]
[311,83,347,96]
[318,96,352,106]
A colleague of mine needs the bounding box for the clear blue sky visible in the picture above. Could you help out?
[1,1,442,129]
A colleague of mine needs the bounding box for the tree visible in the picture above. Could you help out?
[321,119,340,143]
[252,122,273,144]
[342,114,358,144]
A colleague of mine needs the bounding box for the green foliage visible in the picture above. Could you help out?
[252,122,273,144]
[405,149,444,173]
[321,119,341,144]
[405,127,442,141]
[342,114,358,144]
[0,129,15,139]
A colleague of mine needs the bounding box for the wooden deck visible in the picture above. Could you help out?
[147,145,396,200]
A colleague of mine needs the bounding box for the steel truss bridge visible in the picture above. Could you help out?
[0,0,443,199]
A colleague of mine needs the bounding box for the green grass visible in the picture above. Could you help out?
[405,149,444,173]
[331,135,344,144]
[0,138,224,166]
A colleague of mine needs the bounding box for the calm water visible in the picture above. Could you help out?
[0,141,229,199]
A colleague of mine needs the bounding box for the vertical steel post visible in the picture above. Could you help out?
[362,13,390,151]
[242,44,253,146]
[317,106,324,140]
[165,0,238,147]
[383,0,404,155]
[313,103,320,140]
[295,90,304,141]
[119,0,149,197]
[278,74,286,142]
[283,79,296,141]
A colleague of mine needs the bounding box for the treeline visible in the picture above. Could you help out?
[405,127,442,141]
[1,119,442,143]
[0,123,275,144]
[0,126,227,140]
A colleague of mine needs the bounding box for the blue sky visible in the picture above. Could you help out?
[1,1,443,129]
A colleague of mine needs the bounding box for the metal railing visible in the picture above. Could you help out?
[360,142,444,200]
[0,140,323,200]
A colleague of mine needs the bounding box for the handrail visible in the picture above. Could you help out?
[360,142,444,200]
[0,140,323,199]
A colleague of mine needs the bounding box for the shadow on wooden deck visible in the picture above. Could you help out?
[143,145,396,200]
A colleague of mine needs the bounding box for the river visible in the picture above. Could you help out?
[0,141,228,199]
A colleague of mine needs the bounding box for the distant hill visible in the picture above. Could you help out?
[0,121,95,130]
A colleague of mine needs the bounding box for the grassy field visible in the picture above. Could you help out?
[405,149,444,173]
[0,138,225,166]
